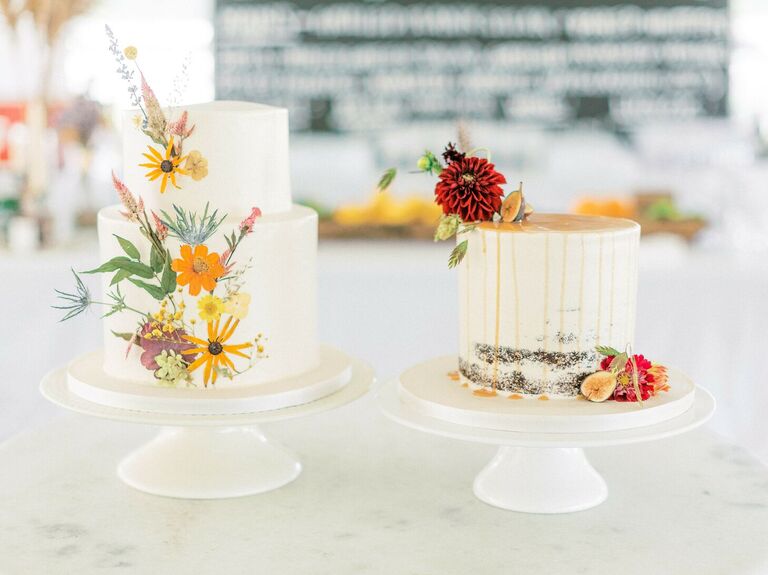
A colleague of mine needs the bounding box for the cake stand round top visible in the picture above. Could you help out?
[41,353,375,427]
[378,377,715,448]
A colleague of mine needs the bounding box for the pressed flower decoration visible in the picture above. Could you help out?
[379,139,532,268]
[103,27,208,194]
[52,33,265,388]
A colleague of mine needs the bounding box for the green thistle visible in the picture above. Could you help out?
[160,203,226,246]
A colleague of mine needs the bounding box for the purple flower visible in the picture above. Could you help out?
[138,322,197,371]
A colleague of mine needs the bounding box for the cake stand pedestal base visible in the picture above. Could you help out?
[378,377,715,514]
[40,353,374,500]
[473,447,607,513]
[117,426,301,499]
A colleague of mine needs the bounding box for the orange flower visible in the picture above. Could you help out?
[171,244,225,296]
[182,316,252,386]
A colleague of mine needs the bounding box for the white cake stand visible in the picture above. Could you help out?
[378,369,715,514]
[40,354,374,500]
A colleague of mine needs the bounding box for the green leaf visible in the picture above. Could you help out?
[113,235,140,260]
[608,352,628,373]
[115,260,155,279]
[82,256,134,274]
[150,245,165,273]
[377,168,397,192]
[110,269,131,286]
[111,330,135,342]
[128,278,166,300]
[161,252,177,294]
[595,345,621,357]
[448,240,469,269]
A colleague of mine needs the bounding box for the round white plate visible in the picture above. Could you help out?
[63,344,355,416]
[380,377,715,447]
[41,352,375,426]
[398,356,697,433]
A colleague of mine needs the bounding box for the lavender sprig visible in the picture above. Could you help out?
[105,25,143,111]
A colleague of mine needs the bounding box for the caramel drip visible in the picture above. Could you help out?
[465,239,471,360]
[508,394,523,400]
[482,231,487,344]
[473,388,497,398]
[625,236,634,346]
[608,234,616,344]
[492,231,502,391]
[538,395,550,401]
[596,235,604,344]
[541,234,550,385]
[558,234,569,354]
[510,235,521,372]
[578,234,585,347]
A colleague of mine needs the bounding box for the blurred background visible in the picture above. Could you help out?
[1,0,766,461]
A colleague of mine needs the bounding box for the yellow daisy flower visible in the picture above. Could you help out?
[197,294,224,322]
[182,317,252,386]
[139,136,187,194]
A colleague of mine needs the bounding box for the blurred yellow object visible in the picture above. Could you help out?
[333,191,441,227]
[573,197,635,219]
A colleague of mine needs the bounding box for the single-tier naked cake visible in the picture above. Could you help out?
[385,141,694,432]
[458,215,640,398]
[54,49,352,414]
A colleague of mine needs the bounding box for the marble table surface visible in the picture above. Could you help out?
[1,391,767,575]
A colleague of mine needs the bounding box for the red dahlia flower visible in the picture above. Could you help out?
[434,156,506,222]
[600,353,656,402]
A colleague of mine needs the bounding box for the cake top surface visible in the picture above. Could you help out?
[123,100,286,117]
[478,213,640,234]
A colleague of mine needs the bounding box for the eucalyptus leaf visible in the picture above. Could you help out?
[150,245,165,273]
[595,345,621,357]
[82,256,134,274]
[114,235,140,260]
[377,168,397,192]
[110,269,132,286]
[128,278,166,300]
[115,260,155,279]
[111,331,135,342]
[161,253,177,294]
[448,240,469,269]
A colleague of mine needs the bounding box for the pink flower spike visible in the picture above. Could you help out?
[239,207,262,234]
[112,170,140,221]
[152,211,168,241]
[168,110,195,139]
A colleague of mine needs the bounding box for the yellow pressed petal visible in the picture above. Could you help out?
[211,357,219,385]
[147,146,163,161]
[183,347,210,355]
[139,163,159,168]
[165,137,174,159]
[146,169,162,181]
[207,321,214,340]
[220,354,235,371]
[226,349,250,359]
[160,174,168,194]
[203,356,212,386]
[224,342,252,351]
[219,317,233,342]
[170,171,180,189]
[142,153,160,163]
[186,354,208,372]
[221,318,240,343]
[175,167,188,176]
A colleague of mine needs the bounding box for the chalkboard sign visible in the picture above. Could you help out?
[215,0,728,132]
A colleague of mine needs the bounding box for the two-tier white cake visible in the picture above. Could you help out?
[100,102,319,387]
[62,101,353,414]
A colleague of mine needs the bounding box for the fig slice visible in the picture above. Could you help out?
[580,371,618,402]
[501,190,524,222]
